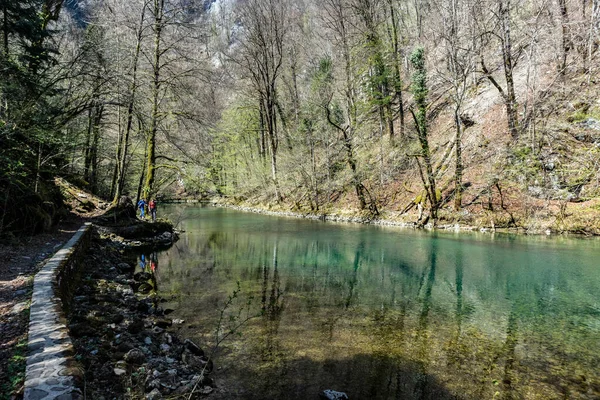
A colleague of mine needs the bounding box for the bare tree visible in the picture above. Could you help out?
[321,0,371,211]
[479,0,520,140]
[236,0,289,202]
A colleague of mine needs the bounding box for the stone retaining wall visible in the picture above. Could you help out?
[24,223,92,400]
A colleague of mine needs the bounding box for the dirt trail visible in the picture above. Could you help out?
[0,215,84,398]
[0,178,107,398]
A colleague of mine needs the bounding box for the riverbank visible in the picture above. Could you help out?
[66,229,217,399]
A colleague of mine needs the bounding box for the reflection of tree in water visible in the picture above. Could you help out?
[345,247,363,309]
[501,301,519,400]
[320,243,364,341]
[411,237,437,400]
[455,245,464,339]
[259,242,285,360]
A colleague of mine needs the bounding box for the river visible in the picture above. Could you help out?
[146,204,600,399]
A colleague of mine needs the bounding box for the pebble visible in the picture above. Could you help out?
[146,388,162,400]
[114,368,127,376]
[144,337,152,345]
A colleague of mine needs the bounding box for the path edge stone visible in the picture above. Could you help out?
[24,222,93,400]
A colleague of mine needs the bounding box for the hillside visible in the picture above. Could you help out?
[2,0,600,236]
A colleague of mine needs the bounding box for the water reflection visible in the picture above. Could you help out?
[155,205,600,399]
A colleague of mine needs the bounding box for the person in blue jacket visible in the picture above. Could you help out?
[137,198,147,219]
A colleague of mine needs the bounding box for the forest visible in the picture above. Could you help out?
[2,0,600,235]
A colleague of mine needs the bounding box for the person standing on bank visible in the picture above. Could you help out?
[149,198,157,222]
[137,198,146,219]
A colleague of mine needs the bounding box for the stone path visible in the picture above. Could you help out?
[24,223,91,400]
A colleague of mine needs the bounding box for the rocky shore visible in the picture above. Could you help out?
[67,231,214,399]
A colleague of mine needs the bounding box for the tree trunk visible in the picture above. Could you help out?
[113,2,146,203]
[410,47,438,223]
[499,0,519,140]
[454,109,463,210]
[89,103,103,194]
[2,2,8,58]
[387,0,405,137]
[558,0,569,75]
[83,106,93,183]
[144,0,164,200]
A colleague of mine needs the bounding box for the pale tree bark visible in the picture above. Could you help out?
[558,0,569,75]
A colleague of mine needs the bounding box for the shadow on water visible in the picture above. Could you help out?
[223,351,464,400]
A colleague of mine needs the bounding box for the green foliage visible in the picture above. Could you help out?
[410,47,428,138]
[206,102,265,196]
[0,0,67,234]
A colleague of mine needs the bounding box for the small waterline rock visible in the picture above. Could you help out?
[320,389,349,400]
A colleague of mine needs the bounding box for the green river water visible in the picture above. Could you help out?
[149,204,600,399]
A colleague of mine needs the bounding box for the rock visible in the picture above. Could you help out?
[127,319,145,334]
[160,344,171,352]
[137,283,153,294]
[112,313,125,324]
[124,348,146,364]
[197,386,213,395]
[70,323,96,337]
[182,352,213,373]
[155,318,172,329]
[114,368,127,376]
[152,326,165,334]
[118,262,134,272]
[146,388,163,400]
[184,339,204,357]
[118,341,134,352]
[134,272,152,282]
[319,390,349,400]
[10,301,29,315]
[145,337,153,345]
